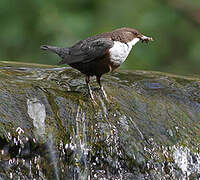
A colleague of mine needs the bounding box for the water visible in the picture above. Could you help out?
[0,62,199,179]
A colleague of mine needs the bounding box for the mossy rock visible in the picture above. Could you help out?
[0,61,199,179]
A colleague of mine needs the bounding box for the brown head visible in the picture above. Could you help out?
[111,27,153,43]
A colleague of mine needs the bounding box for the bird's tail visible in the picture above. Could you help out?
[40,45,70,65]
[40,45,61,55]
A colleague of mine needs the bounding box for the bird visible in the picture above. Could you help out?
[40,27,153,100]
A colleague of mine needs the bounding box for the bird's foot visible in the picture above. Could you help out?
[100,86,109,101]
[87,88,98,105]
[89,90,95,101]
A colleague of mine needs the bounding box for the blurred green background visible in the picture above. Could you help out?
[0,0,199,75]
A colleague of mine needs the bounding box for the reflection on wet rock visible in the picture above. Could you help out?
[27,98,46,138]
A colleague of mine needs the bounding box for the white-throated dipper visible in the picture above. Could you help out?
[40,27,153,100]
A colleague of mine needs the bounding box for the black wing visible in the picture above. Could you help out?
[60,38,114,65]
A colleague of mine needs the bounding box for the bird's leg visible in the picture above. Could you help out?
[85,76,95,100]
[96,76,108,100]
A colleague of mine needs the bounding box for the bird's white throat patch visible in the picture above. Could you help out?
[109,38,140,65]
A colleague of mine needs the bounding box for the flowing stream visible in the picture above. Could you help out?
[0,61,199,179]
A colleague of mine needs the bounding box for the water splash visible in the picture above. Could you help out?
[119,115,129,131]
[97,95,108,119]
[173,146,200,177]
[129,117,144,139]
[67,104,90,179]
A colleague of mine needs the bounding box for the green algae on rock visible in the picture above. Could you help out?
[0,61,199,179]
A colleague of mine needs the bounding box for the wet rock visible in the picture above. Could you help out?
[0,61,199,179]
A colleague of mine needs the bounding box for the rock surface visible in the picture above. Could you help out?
[0,61,199,179]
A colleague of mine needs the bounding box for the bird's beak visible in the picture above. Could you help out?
[138,35,153,43]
